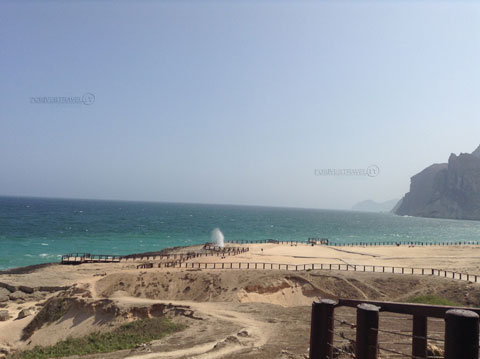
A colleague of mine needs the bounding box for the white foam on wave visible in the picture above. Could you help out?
[211,228,225,248]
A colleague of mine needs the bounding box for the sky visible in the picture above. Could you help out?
[1,1,480,210]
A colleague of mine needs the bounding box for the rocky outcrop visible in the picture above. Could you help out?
[394,145,480,220]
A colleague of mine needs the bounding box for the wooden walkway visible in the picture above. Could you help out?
[61,253,122,264]
[61,246,249,265]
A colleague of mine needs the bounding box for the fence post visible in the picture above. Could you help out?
[412,315,427,359]
[356,303,379,359]
[445,309,479,359]
[309,299,336,359]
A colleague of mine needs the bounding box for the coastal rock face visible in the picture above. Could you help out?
[394,145,480,220]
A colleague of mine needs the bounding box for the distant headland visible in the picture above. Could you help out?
[394,145,480,220]
[351,199,399,213]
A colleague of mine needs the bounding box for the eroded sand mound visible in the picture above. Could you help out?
[95,269,480,308]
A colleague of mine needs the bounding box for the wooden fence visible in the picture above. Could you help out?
[310,298,480,359]
[226,239,480,246]
[124,247,248,262]
[134,261,480,283]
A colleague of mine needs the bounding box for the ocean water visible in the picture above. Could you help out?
[2,196,480,270]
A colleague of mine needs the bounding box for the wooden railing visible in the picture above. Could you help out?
[133,261,479,283]
[203,244,247,253]
[309,298,480,359]
[127,247,248,263]
[226,239,480,246]
[61,253,122,264]
[62,247,249,265]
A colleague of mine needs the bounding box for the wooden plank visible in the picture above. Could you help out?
[338,298,480,318]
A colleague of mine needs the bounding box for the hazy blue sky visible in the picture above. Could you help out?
[1,1,479,209]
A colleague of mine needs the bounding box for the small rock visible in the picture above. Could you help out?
[131,343,151,353]
[0,345,10,359]
[333,342,355,357]
[17,308,34,319]
[19,286,35,294]
[0,310,9,321]
[280,350,298,359]
[427,343,444,356]
[237,329,249,337]
[213,336,241,350]
[8,291,25,301]
[0,288,10,297]
[3,284,16,293]
[0,295,8,303]
[26,292,45,301]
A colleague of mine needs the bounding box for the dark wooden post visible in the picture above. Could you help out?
[445,309,479,359]
[412,315,427,358]
[309,299,336,359]
[356,303,379,359]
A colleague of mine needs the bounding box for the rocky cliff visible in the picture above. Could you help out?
[394,145,480,220]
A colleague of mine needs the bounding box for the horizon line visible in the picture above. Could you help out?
[0,193,381,213]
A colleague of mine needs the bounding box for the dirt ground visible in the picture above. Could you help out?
[1,244,479,359]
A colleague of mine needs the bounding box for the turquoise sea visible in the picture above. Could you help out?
[2,196,480,270]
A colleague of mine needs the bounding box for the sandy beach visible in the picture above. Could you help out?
[1,243,480,358]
